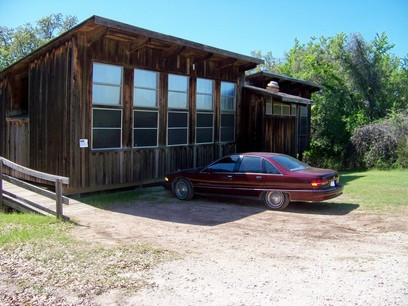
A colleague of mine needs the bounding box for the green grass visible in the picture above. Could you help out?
[80,186,171,209]
[338,169,408,211]
[0,213,72,245]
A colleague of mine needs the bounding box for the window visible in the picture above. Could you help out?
[133,110,158,147]
[168,74,189,146]
[220,82,236,142]
[300,106,309,136]
[168,74,188,109]
[266,97,272,115]
[134,69,158,108]
[291,104,297,116]
[92,63,123,149]
[264,161,281,174]
[207,155,239,172]
[238,157,263,173]
[196,78,214,144]
[92,63,122,106]
[273,102,291,116]
[133,69,159,147]
[92,108,122,149]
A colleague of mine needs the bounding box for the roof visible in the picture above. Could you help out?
[246,71,322,93]
[0,15,263,76]
[243,84,315,105]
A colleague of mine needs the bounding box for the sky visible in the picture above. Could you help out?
[1,0,407,60]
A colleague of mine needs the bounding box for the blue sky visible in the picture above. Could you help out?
[1,0,407,59]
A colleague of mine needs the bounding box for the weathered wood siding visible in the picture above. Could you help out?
[0,81,7,158]
[28,41,73,178]
[239,91,304,157]
[1,18,255,194]
[63,33,242,193]
[5,118,29,166]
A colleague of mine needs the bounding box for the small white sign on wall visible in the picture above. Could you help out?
[79,139,88,148]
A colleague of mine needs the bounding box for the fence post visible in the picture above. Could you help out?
[0,158,3,210]
[55,178,63,219]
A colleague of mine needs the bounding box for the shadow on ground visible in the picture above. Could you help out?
[105,189,359,226]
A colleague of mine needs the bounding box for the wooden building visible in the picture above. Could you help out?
[240,71,322,158]
[0,16,263,194]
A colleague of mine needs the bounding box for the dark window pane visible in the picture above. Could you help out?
[93,109,121,128]
[93,129,121,149]
[208,156,239,172]
[196,128,213,143]
[238,157,263,173]
[221,127,234,142]
[221,114,234,127]
[134,111,157,128]
[197,113,213,127]
[265,161,280,174]
[134,129,157,147]
[168,128,187,145]
[300,117,308,135]
[168,112,188,128]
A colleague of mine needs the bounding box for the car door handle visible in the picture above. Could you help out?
[227,175,233,180]
[256,176,263,180]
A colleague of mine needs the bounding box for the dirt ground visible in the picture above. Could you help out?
[69,190,408,306]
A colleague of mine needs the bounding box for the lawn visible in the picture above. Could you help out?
[338,169,408,211]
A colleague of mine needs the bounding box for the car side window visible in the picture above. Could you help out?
[207,156,239,172]
[238,156,263,173]
[264,160,280,174]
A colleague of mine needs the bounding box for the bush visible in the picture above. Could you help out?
[351,123,398,169]
[349,111,408,169]
[395,138,408,168]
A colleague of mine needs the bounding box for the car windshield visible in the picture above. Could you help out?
[271,155,311,171]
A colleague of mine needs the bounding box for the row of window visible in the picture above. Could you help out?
[91,62,236,149]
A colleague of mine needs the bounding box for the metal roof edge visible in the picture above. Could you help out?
[243,84,315,105]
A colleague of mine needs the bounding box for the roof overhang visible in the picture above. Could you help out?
[244,84,315,105]
[246,71,322,93]
[0,15,263,77]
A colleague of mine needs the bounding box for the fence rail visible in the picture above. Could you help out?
[0,156,70,219]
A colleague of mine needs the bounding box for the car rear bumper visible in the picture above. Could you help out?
[285,184,344,202]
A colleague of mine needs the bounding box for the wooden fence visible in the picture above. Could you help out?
[0,156,70,219]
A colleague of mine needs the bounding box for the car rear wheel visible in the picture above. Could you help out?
[174,178,194,201]
[264,191,290,210]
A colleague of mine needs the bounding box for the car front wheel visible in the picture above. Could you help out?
[174,178,194,201]
[264,191,290,210]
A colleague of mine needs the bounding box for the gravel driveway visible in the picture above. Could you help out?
[69,192,408,305]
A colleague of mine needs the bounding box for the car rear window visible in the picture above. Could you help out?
[271,155,310,171]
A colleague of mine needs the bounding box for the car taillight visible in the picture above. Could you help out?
[311,179,329,188]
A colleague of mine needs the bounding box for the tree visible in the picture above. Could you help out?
[252,33,408,168]
[0,13,78,71]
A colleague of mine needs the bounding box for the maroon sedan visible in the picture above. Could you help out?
[164,152,343,210]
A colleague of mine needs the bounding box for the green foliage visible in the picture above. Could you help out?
[0,13,78,71]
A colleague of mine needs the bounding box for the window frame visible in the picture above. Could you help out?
[91,62,123,150]
[92,107,123,150]
[220,81,236,143]
[167,74,189,146]
[196,78,214,144]
[133,69,159,148]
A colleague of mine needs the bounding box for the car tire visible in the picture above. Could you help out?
[264,191,290,210]
[174,178,194,201]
